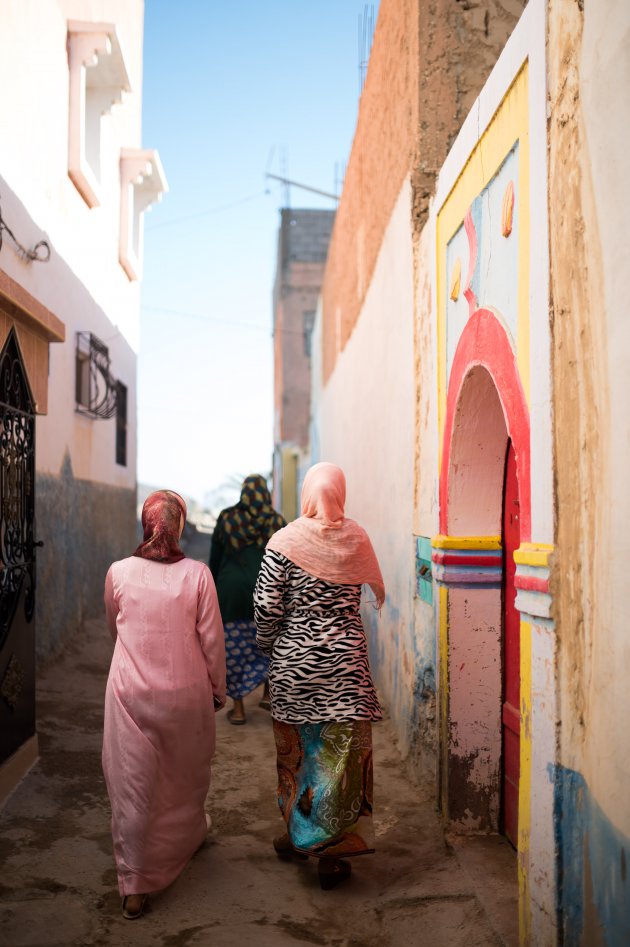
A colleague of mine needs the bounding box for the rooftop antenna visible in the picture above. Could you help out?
[264,145,276,194]
[358,4,375,97]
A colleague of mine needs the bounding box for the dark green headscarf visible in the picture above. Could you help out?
[215,475,285,552]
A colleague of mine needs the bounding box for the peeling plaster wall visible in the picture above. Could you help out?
[549,0,630,940]
[410,220,439,768]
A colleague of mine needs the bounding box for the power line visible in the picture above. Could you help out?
[140,304,308,337]
[141,304,267,333]
[145,190,270,231]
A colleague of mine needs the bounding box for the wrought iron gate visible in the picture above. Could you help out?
[0,328,38,764]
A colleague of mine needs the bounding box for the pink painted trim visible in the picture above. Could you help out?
[514,574,549,594]
[463,208,478,316]
[440,308,531,540]
[432,552,503,567]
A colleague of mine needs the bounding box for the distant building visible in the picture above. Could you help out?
[272,208,334,520]
[0,1,166,804]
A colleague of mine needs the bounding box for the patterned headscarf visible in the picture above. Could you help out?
[133,490,187,563]
[216,475,285,552]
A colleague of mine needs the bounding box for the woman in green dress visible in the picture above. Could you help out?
[210,474,285,724]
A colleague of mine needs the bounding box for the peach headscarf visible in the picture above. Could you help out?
[266,462,385,607]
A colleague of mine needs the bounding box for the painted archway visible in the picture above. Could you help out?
[440,308,531,541]
[434,308,531,833]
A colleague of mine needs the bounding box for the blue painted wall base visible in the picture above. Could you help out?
[553,763,629,946]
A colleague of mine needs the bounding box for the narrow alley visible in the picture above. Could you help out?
[0,613,517,947]
[2,1,628,943]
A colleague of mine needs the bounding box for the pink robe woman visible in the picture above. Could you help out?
[102,492,226,897]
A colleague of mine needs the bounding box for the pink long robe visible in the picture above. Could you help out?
[102,556,226,896]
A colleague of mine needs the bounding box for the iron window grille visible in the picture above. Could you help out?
[75,332,118,419]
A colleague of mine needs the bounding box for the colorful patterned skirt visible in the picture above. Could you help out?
[224,620,269,699]
[273,719,375,858]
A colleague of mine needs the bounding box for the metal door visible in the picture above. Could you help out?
[0,329,38,764]
[501,439,520,847]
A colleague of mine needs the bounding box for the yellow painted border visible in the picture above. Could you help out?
[518,619,533,945]
[514,542,554,567]
[432,534,501,550]
[436,62,530,469]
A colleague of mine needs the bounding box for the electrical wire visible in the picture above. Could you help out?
[145,190,270,231]
[0,195,51,263]
[141,304,308,336]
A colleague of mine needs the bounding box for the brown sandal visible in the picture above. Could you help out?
[122,893,147,919]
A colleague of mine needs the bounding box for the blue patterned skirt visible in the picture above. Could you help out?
[224,620,269,699]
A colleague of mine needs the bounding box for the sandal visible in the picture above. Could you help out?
[122,893,147,919]
[273,833,309,861]
[318,858,351,890]
[259,698,271,711]
[227,708,246,726]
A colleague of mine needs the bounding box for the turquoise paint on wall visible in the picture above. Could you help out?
[415,536,433,605]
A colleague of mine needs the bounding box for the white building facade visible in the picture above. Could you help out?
[0,0,165,802]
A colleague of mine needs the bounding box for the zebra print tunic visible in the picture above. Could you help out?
[253,549,381,724]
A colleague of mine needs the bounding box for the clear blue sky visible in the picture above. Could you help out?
[139,1,378,507]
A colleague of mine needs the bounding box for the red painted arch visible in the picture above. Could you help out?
[440,308,531,540]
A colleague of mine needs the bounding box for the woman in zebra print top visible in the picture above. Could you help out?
[253,462,385,890]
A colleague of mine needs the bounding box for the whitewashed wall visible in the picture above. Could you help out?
[0,0,151,657]
[313,180,418,748]
[0,0,145,489]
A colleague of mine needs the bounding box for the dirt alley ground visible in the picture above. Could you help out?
[0,531,519,947]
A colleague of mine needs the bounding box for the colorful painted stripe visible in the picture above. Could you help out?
[514,573,548,594]
[432,534,501,550]
[432,536,503,586]
[514,544,554,622]
[513,542,553,568]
